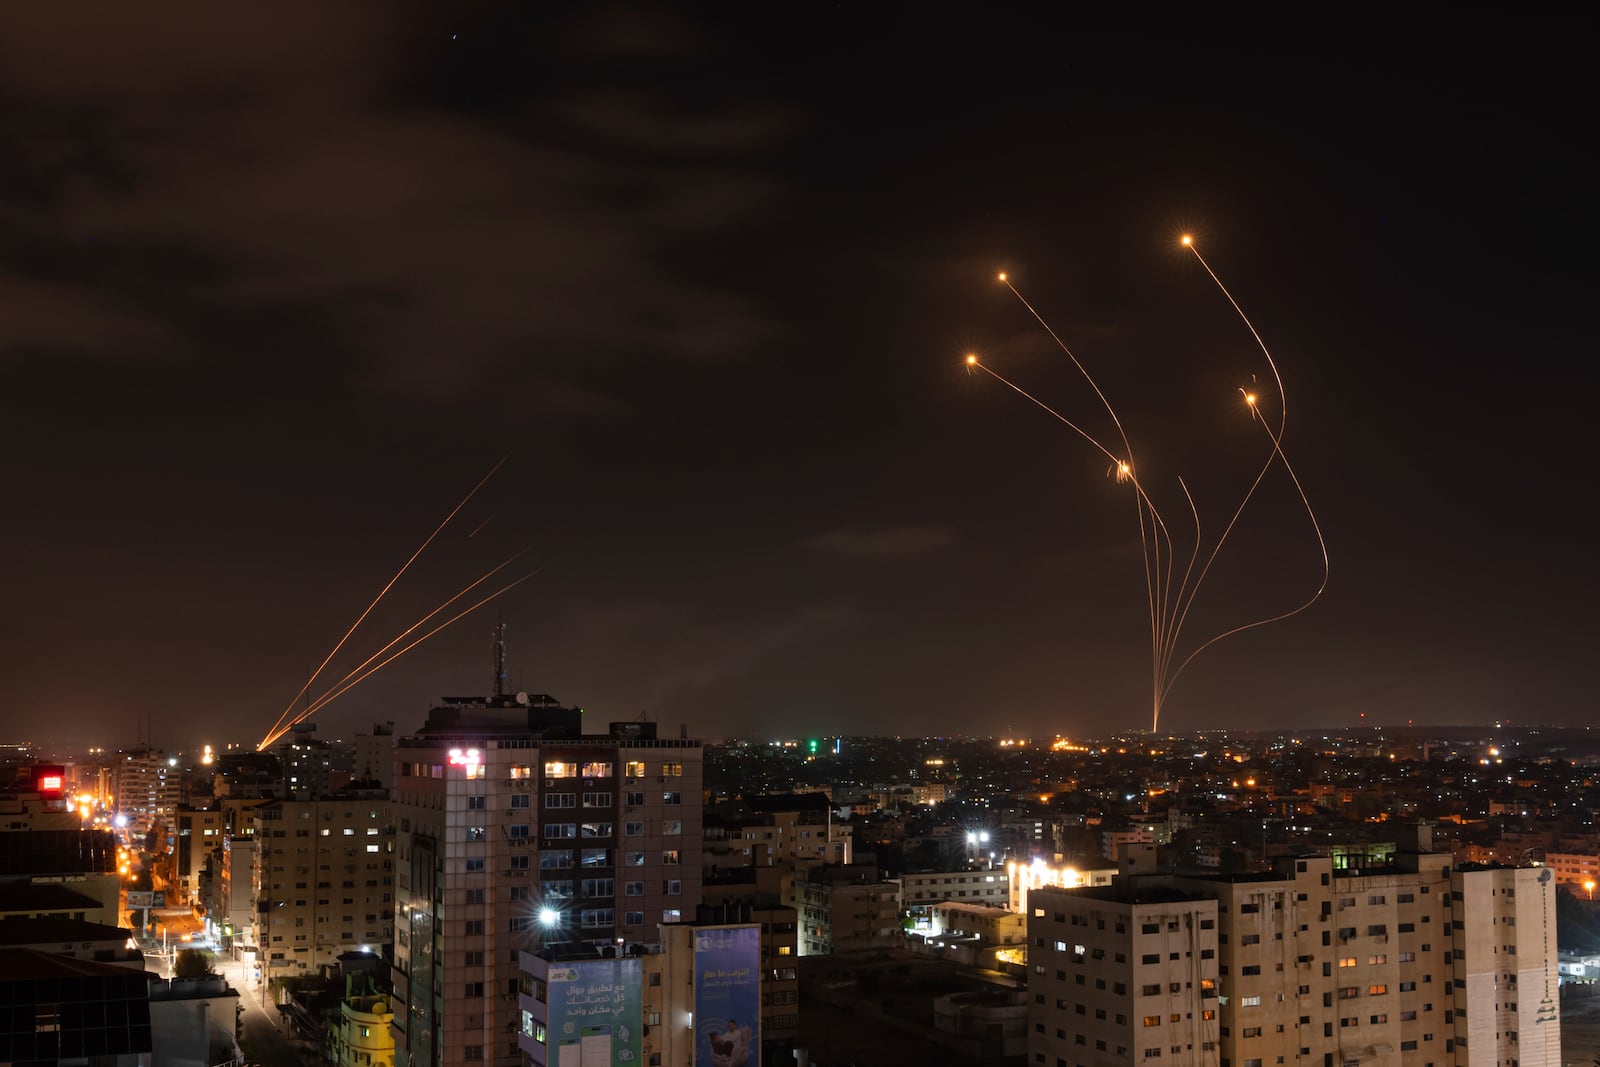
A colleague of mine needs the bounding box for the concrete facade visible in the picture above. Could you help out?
[392,699,702,1067]
[250,791,394,974]
[1025,850,1560,1067]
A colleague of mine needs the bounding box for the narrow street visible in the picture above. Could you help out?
[211,954,316,1067]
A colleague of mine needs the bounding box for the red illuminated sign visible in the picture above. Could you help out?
[39,775,63,792]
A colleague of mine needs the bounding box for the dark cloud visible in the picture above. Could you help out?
[808,525,961,557]
[0,4,790,404]
[0,275,171,356]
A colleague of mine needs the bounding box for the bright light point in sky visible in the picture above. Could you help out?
[1245,393,1257,405]
[965,354,977,365]
[1181,235,1192,246]
[997,272,1006,281]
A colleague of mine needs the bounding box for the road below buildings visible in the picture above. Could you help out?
[212,954,317,1067]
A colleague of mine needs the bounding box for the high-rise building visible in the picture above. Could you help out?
[355,723,396,790]
[1026,837,1560,1067]
[112,748,181,835]
[250,787,394,974]
[392,695,702,1067]
[173,805,224,906]
[1449,864,1560,1067]
[278,725,337,800]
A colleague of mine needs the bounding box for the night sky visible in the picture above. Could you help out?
[0,8,1590,750]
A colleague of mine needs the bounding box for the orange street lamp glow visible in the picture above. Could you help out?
[1181,234,1192,246]
[1245,393,1257,406]
[997,272,1007,282]
[966,354,977,365]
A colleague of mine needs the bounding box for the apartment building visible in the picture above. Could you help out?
[788,864,898,956]
[1026,882,1220,1067]
[392,696,702,1067]
[249,788,394,973]
[900,867,1010,920]
[1535,850,1599,892]
[211,832,257,951]
[1026,837,1559,1067]
[112,748,181,835]
[174,805,224,907]
[704,793,853,872]
[1450,864,1560,1067]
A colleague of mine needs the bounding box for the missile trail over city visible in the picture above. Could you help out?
[258,565,548,750]
[968,238,1327,732]
[258,547,543,748]
[258,455,514,750]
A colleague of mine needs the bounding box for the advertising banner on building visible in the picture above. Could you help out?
[546,957,642,1066]
[693,925,760,1067]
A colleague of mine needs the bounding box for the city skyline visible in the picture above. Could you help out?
[0,10,1589,749]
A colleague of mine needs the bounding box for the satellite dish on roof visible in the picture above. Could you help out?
[516,691,530,706]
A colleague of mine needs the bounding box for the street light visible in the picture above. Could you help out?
[1585,879,1595,902]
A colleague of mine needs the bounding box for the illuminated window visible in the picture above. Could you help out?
[662,762,683,777]
[624,761,647,778]
[544,762,577,779]
[1368,985,1387,996]
[1144,1016,1161,1027]
[581,762,612,779]
[1339,957,1357,968]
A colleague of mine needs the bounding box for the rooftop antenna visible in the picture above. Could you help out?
[493,614,507,698]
